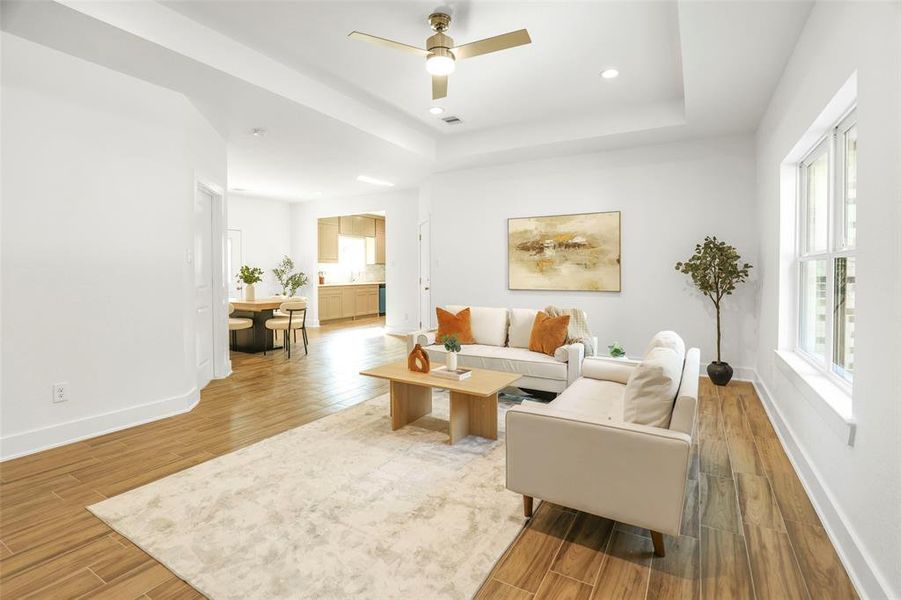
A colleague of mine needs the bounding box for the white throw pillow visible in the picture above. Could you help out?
[444,305,509,347]
[644,330,685,359]
[622,347,683,428]
[508,308,538,348]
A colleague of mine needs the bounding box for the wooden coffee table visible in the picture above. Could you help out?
[360,361,521,444]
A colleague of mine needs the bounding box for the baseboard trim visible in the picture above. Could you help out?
[749,371,891,600]
[384,326,417,336]
[0,387,201,461]
[697,365,755,382]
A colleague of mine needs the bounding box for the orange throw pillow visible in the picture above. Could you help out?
[436,307,476,344]
[529,311,571,356]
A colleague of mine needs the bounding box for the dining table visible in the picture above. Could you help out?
[230,298,285,353]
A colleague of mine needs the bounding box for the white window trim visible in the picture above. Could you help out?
[794,107,857,396]
[774,350,856,445]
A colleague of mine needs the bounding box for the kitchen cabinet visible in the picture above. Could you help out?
[338,215,376,237]
[355,286,379,316]
[353,216,376,237]
[318,284,381,322]
[317,218,339,263]
[318,287,343,320]
[375,218,386,264]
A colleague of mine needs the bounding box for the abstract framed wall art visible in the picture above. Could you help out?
[507,211,621,291]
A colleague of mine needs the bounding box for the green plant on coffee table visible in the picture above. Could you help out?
[608,342,625,358]
[236,265,264,285]
[441,334,461,353]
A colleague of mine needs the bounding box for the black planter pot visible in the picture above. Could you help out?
[707,361,734,386]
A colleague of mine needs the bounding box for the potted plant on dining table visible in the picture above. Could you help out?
[237,265,264,301]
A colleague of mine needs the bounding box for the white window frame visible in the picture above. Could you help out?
[795,107,857,393]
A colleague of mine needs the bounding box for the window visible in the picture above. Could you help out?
[338,235,366,270]
[797,109,857,386]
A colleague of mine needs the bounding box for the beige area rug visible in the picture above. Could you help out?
[88,392,528,600]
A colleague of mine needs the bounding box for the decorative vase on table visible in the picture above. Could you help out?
[446,351,458,371]
[244,284,255,302]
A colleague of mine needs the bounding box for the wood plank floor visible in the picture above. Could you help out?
[0,323,856,599]
[477,378,858,600]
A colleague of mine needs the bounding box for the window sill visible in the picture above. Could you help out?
[774,350,856,445]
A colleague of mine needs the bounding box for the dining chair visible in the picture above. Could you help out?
[273,296,308,345]
[265,300,308,358]
[228,303,254,351]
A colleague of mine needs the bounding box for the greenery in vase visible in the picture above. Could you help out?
[675,236,752,363]
[440,334,461,353]
[236,265,264,286]
[286,272,309,296]
[272,256,294,294]
[272,256,309,296]
[608,342,625,358]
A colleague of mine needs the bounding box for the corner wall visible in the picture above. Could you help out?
[425,135,759,369]
[754,2,901,596]
[0,33,228,459]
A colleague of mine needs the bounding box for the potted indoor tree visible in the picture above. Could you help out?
[441,334,462,371]
[237,265,264,301]
[675,236,752,386]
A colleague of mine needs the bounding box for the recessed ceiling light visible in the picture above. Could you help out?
[429,106,445,115]
[600,68,619,79]
[251,128,266,136]
[356,174,394,187]
[230,187,246,192]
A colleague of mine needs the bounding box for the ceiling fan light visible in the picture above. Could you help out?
[426,53,455,76]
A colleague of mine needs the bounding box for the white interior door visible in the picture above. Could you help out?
[419,221,431,330]
[227,229,243,299]
[194,187,215,385]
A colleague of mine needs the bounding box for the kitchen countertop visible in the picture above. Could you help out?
[318,281,385,288]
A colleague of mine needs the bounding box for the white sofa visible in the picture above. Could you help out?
[407,305,585,394]
[505,336,700,557]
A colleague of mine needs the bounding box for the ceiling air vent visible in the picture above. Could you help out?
[441,116,463,125]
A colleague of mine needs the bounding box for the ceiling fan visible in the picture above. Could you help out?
[349,12,531,100]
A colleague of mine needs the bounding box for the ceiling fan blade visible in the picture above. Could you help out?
[432,75,448,100]
[452,29,531,60]
[348,31,429,56]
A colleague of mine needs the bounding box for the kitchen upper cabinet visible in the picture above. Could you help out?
[339,216,354,235]
[353,216,376,237]
[318,218,339,263]
[375,218,386,264]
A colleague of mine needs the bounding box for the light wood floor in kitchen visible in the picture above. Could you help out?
[0,320,856,599]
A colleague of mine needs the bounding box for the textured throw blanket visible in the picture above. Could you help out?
[545,306,594,356]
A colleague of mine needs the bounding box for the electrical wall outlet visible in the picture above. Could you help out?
[52,382,68,403]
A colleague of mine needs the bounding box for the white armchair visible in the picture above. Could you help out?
[505,348,700,557]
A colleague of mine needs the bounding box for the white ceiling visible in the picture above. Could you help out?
[2,0,813,201]
[163,1,685,135]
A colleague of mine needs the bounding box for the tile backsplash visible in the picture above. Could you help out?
[318,263,385,284]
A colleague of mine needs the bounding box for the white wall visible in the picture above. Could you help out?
[425,135,759,369]
[755,2,901,597]
[0,33,227,458]
[290,189,421,333]
[227,194,292,297]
